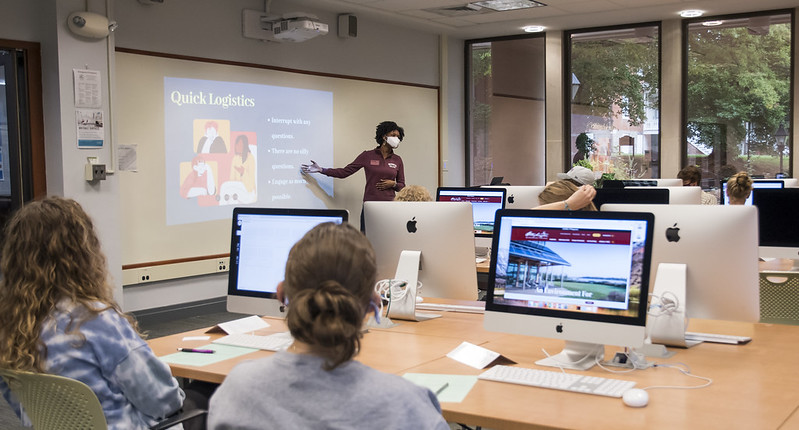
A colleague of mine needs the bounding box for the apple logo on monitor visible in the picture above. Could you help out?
[666,223,680,242]
[406,217,417,233]
[556,323,563,333]
[508,194,515,204]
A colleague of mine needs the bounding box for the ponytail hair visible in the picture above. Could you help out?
[283,222,377,370]
[286,281,364,369]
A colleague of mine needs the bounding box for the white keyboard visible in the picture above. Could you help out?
[212,332,294,351]
[478,365,636,398]
[415,303,485,314]
[684,331,752,345]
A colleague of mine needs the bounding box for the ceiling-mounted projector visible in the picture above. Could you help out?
[266,13,328,42]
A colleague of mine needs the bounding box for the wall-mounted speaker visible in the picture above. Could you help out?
[338,14,357,38]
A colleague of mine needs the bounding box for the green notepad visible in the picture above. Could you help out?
[403,373,478,403]
[159,344,258,367]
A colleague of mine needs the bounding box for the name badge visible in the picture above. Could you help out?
[370,160,380,166]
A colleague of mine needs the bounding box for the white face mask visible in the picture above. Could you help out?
[386,136,401,148]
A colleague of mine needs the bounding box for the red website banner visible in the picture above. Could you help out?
[439,195,503,203]
[511,227,631,245]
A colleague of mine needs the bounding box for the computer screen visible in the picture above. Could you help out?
[602,179,682,188]
[364,201,478,300]
[752,188,799,259]
[720,179,783,205]
[484,209,654,370]
[601,204,759,322]
[592,188,669,209]
[625,186,701,204]
[227,207,348,317]
[436,187,506,237]
[482,185,547,209]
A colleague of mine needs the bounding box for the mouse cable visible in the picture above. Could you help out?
[641,362,713,390]
[594,348,651,374]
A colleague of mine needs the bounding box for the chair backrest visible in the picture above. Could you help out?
[0,367,107,430]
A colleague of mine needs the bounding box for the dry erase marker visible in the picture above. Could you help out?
[177,348,215,354]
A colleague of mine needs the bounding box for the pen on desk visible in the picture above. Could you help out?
[177,348,215,354]
[434,382,449,396]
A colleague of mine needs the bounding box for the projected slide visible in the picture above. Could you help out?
[164,77,333,225]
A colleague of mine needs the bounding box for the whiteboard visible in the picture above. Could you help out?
[116,51,439,266]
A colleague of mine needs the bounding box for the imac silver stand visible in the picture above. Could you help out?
[638,263,691,358]
[535,342,605,371]
[386,250,440,321]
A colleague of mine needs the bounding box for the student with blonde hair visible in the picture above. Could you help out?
[208,223,448,429]
[0,197,185,429]
[394,184,433,202]
[726,171,754,205]
[537,180,597,211]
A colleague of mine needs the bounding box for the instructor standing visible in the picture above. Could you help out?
[301,121,406,230]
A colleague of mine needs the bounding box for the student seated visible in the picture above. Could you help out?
[677,165,718,205]
[394,184,433,202]
[726,171,753,205]
[208,223,449,430]
[537,179,597,211]
[0,197,185,429]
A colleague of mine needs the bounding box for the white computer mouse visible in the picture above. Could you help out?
[622,388,649,407]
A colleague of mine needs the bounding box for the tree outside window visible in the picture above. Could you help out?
[684,11,793,187]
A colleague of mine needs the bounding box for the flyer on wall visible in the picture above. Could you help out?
[76,108,104,148]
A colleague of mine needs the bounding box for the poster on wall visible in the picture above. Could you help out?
[76,108,104,148]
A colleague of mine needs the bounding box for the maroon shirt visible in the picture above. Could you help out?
[322,148,406,202]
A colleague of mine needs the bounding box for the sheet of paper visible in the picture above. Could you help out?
[403,373,478,403]
[446,341,500,369]
[216,315,270,334]
[159,343,257,367]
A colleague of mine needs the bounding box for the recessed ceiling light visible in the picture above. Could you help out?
[471,0,546,12]
[680,9,704,18]
[702,20,723,26]
[523,25,546,33]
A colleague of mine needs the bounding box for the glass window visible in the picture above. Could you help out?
[567,24,661,181]
[684,11,793,186]
[466,36,546,186]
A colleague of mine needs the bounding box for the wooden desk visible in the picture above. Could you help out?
[150,309,799,429]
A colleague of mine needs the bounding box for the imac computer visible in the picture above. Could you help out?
[364,201,479,301]
[602,204,759,324]
[226,207,348,317]
[482,185,547,209]
[752,188,799,260]
[592,188,669,209]
[483,209,654,370]
[720,179,783,205]
[625,186,701,204]
[602,179,682,188]
[436,187,506,237]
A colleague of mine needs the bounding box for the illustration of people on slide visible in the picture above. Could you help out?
[197,120,227,153]
[179,119,257,206]
[179,156,217,199]
[219,132,257,205]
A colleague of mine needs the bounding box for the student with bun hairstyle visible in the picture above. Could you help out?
[208,223,448,430]
[726,171,754,205]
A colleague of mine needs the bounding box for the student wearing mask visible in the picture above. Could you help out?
[301,121,406,230]
[208,223,449,430]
